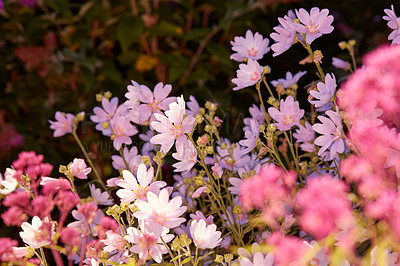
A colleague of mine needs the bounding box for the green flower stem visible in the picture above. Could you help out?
[300,39,325,82]
[283,131,300,173]
[160,236,178,266]
[255,80,269,122]
[39,247,49,266]
[71,130,107,192]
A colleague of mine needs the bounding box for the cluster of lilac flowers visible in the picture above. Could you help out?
[2,5,400,266]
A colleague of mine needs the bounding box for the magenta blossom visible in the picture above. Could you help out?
[293,7,334,44]
[268,96,304,131]
[230,30,270,62]
[49,111,75,137]
[231,59,264,91]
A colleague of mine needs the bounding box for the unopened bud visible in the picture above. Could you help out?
[104,91,112,99]
[141,156,151,165]
[224,254,234,263]
[233,205,242,215]
[268,124,277,132]
[215,255,224,263]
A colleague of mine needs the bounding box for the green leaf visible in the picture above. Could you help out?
[117,15,144,52]
[181,257,191,264]
[150,20,183,37]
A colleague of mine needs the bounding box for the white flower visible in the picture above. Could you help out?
[190,219,222,249]
[20,216,55,249]
[0,168,18,195]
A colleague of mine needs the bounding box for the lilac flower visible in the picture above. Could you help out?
[312,107,345,159]
[125,81,176,125]
[116,164,166,203]
[230,30,270,62]
[49,111,75,137]
[186,95,200,117]
[239,118,259,154]
[90,97,127,136]
[172,138,197,173]
[216,139,250,171]
[69,158,91,180]
[270,15,297,56]
[271,71,307,88]
[111,146,142,174]
[110,115,138,150]
[332,57,350,70]
[190,219,222,249]
[293,7,334,44]
[89,184,113,206]
[150,96,195,154]
[293,122,316,152]
[231,59,264,91]
[268,96,305,131]
[309,73,337,108]
[383,5,400,45]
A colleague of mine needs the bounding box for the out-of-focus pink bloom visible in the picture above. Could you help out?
[20,216,55,249]
[370,246,399,266]
[383,5,400,45]
[135,188,187,231]
[69,158,91,180]
[0,237,28,262]
[60,227,81,247]
[110,115,138,150]
[332,57,350,70]
[313,107,345,159]
[116,164,166,203]
[267,232,308,266]
[268,96,304,131]
[89,184,113,206]
[270,15,297,56]
[309,73,337,108]
[0,124,24,156]
[1,206,28,226]
[231,59,264,91]
[0,168,18,195]
[230,30,270,62]
[20,0,37,7]
[295,175,354,240]
[150,96,195,154]
[49,111,74,137]
[240,252,274,266]
[68,203,104,236]
[293,7,334,44]
[172,138,197,173]
[271,71,307,88]
[190,219,222,249]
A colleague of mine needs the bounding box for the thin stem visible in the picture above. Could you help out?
[160,236,178,266]
[255,80,268,121]
[51,249,64,266]
[39,247,49,266]
[283,131,299,173]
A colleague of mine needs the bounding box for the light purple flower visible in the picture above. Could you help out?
[150,96,195,154]
[383,5,400,45]
[230,30,270,62]
[293,7,334,44]
[186,95,200,117]
[90,97,127,136]
[270,15,297,56]
[111,146,142,174]
[271,71,307,88]
[89,184,113,206]
[243,104,265,132]
[49,111,75,137]
[116,164,166,203]
[110,115,138,150]
[216,138,250,171]
[231,59,264,91]
[172,138,197,173]
[268,96,305,131]
[332,57,350,70]
[312,107,345,159]
[239,118,259,154]
[309,73,337,108]
[293,121,316,153]
[69,158,91,180]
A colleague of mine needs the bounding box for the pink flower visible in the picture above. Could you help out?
[230,30,270,62]
[69,158,91,179]
[110,115,138,150]
[116,164,166,203]
[267,232,308,266]
[49,111,74,137]
[135,188,187,231]
[243,104,265,132]
[313,107,345,159]
[172,138,197,173]
[102,230,126,254]
[111,146,142,173]
[231,59,264,91]
[271,70,307,88]
[20,216,55,249]
[268,96,305,131]
[150,96,195,154]
[124,222,173,263]
[383,5,400,45]
[240,252,274,266]
[293,7,334,44]
[270,15,297,56]
[90,97,127,136]
[190,219,222,249]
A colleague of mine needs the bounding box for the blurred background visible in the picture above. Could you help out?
[0,0,395,177]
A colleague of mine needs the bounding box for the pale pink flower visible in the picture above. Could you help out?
[293,7,334,44]
[270,15,297,56]
[135,188,187,231]
[240,252,274,266]
[68,203,104,236]
[150,96,195,154]
[267,232,308,266]
[271,70,307,88]
[332,57,350,70]
[190,219,222,249]
[313,107,345,159]
[189,211,214,225]
[192,186,207,198]
[69,158,91,180]
[110,115,138,151]
[89,184,113,206]
[102,230,126,254]
[383,5,400,45]
[111,146,142,174]
[268,96,305,131]
[116,164,166,203]
[124,222,173,263]
[20,216,55,249]
[0,168,18,195]
[230,30,270,62]
[370,246,399,266]
[231,59,264,91]
[243,104,265,132]
[211,163,223,178]
[239,118,259,154]
[49,111,74,137]
[186,95,200,117]
[293,121,316,152]
[90,97,127,136]
[172,138,197,173]
[309,73,337,108]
